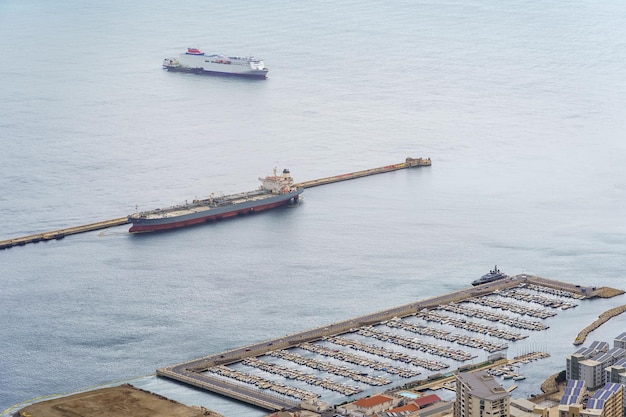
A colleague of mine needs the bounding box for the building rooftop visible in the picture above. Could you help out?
[560,378,586,406]
[588,341,610,352]
[413,393,441,408]
[457,371,509,401]
[510,398,537,412]
[387,402,420,413]
[572,341,610,360]
[612,357,626,367]
[413,401,454,417]
[586,382,623,410]
[592,347,626,363]
[353,394,394,408]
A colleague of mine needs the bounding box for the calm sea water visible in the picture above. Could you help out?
[1,0,626,415]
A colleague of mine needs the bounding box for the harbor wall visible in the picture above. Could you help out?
[295,157,431,188]
[0,158,430,249]
[0,217,129,250]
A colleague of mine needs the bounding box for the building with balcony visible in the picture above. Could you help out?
[568,343,626,390]
[615,333,626,350]
[454,370,510,417]
[581,382,624,417]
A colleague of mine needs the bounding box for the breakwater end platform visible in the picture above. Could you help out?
[0,157,430,249]
[156,275,615,412]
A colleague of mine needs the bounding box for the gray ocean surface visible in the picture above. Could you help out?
[1,0,626,415]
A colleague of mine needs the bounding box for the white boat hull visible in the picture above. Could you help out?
[163,50,269,78]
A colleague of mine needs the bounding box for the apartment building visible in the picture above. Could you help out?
[581,382,624,417]
[454,370,510,417]
[568,347,626,390]
[558,379,587,417]
[567,342,610,381]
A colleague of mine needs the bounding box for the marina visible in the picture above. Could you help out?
[320,336,448,371]
[156,274,599,412]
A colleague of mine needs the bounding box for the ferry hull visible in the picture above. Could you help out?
[164,65,268,78]
[163,49,269,78]
[129,191,300,233]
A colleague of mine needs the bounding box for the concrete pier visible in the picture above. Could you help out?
[0,157,430,249]
[0,217,129,250]
[295,157,431,188]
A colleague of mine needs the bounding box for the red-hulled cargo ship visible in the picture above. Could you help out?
[128,169,302,233]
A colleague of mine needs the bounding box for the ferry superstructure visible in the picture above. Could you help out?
[163,48,269,78]
[128,169,301,233]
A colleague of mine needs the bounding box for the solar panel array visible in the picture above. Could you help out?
[592,347,626,363]
[560,379,586,405]
[576,341,610,358]
[586,382,623,410]
[612,357,626,368]
[589,341,610,351]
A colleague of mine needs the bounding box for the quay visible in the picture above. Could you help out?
[294,157,431,188]
[0,157,430,250]
[156,274,600,412]
[0,217,129,250]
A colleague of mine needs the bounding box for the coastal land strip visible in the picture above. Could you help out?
[14,384,223,417]
[12,276,624,417]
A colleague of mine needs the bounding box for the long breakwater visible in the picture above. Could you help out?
[0,157,430,249]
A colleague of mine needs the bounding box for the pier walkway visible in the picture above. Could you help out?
[0,217,129,250]
[156,275,596,412]
[0,157,430,250]
[294,157,430,188]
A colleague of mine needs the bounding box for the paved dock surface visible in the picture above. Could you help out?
[294,157,430,188]
[0,217,129,249]
[157,275,595,411]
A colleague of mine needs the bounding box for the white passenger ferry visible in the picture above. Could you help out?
[163,48,269,78]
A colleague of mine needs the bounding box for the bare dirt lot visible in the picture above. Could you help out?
[18,384,222,417]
